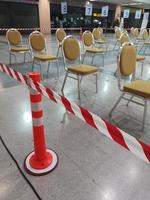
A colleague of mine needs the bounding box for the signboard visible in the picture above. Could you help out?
[144,12,149,20]
[101,5,109,17]
[135,10,142,19]
[61,2,67,14]
[85,3,93,16]
[123,9,130,18]
[141,12,149,30]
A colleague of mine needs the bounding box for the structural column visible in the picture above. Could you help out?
[115,5,122,20]
[38,0,51,33]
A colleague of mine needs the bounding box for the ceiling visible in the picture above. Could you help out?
[89,0,150,9]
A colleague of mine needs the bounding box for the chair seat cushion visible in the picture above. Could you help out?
[137,36,143,40]
[144,41,150,45]
[68,64,97,75]
[136,55,145,61]
[11,47,30,52]
[123,80,150,98]
[95,40,107,44]
[86,47,105,53]
[34,54,57,61]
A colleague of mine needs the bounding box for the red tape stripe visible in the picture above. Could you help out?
[104,120,129,150]
[80,106,97,129]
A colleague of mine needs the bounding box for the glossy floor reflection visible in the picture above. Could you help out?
[0,33,150,200]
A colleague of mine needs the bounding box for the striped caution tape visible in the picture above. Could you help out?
[0,27,82,32]
[0,62,150,164]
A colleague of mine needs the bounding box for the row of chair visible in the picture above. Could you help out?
[5,28,150,131]
[56,28,106,66]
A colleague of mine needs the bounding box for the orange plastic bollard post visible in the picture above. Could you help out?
[24,72,58,176]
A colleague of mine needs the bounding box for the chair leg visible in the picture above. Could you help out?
[61,71,68,95]
[9,52,12,65]
[126,95,134,106]
[91,54,95,65]
[95,73,98,93]
[32,60,35,71]
[56,46,60,58]
[14,55,17,69]
[47,61,51,75]
[39,63,43,80]
[77,75,81,100]
[113,40,118,50]
[82,52,87,64]
[109,93,124,117]
[138,44,144,54]
[142,99,147,131]
[24,53,26,63]
[56,60,60,78]
[102,54,104,67]
[141,61,144,77]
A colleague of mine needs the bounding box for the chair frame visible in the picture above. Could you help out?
[29,31,59,79]
[109,43,148,131]
[6,28,31,66]
[61,35,98,100]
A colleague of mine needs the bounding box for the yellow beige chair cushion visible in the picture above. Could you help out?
[34,54,57,61]
[68,64,97,75]
[144,41,150,45]
[95,40,107,44]
[86,47,105,53]
[136,55,145,61]
[11,47,30,52]
[123,80,150,98]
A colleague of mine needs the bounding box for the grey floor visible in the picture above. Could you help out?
[0,32,150,200]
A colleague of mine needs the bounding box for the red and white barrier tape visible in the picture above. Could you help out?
[0,62,150,164]
[0,27,81,32]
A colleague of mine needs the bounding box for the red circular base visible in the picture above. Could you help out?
[24,149,58,176]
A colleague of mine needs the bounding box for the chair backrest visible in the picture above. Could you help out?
[6,28,22,46]
[134,28,139,37]
[119,43,136,77]
[120,33,130,46]
[98,27,103,34]
[130,27,135,37]
[62,35,80,61]
[56,28,66,43]
[142,29,149,41]
[29,31,46,52]
[115,28,121,39]
[92,28,100,40]
[83,31,94,47]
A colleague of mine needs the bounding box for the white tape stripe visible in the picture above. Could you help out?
[70,103,86,123]
[91,113,113,140]
[29,80,38,92]
[120,129,149,163]
[31,102,42,112]
[18,73,26,84]
[0,64,3,72]
[9,68,18,81]
[38,83,50,99]
[2,64,10,76]
[32,117,43,127]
